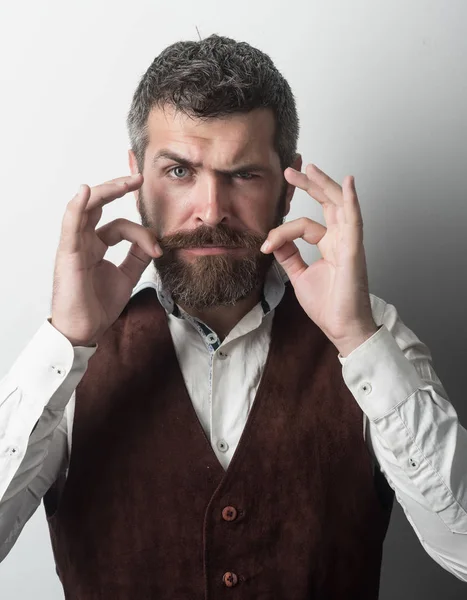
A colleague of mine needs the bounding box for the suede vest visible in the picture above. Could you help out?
[44,284,393,599]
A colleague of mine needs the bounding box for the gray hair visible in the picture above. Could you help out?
[126,35,299,172]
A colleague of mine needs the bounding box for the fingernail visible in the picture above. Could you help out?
[154,244,163,257]
[260,240,270,253]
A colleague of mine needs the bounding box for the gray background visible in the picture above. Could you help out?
[0,0,466,597]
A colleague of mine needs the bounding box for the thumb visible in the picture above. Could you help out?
[272,241,307,285]
[118,242,152,285]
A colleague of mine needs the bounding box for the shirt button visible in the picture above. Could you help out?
[6,446,19,457]
[218,351,228,360]
[361,382,372,395]
[222,506,238,522]
[51,365,67,378]
[206,332,218,345]
[223,572,238,587]
[217,439,229,453]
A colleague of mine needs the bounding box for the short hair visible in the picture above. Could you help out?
[127,35,299,172]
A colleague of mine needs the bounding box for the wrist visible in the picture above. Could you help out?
[49,318,96,348]
[333,322,379,358]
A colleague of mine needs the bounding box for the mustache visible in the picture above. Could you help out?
[158,224,268,251]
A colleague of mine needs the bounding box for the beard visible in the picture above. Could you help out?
[139,189,286,310]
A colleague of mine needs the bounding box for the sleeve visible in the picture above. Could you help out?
[339,294,467,581]
[0,319,96,561]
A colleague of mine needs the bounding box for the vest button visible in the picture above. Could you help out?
[223,571,238,587]
[222,506,238,522]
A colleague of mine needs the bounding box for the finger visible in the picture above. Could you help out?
[343,175,363,227]
[85,173,143,212]
[271,241,307,284]
[59,184,92,253]
[284,168,330,206]
[118,242,153,285]
[101,174,143,186]
[323,202,339,228]
[261,217,327,254]
[305,164,343,206]
[83,205,103,232]
[96,218,162,258]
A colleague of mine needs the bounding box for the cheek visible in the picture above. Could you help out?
[144,180,194,233]
[235,190,279,232]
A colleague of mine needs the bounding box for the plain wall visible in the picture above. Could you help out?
[0,0,466,598]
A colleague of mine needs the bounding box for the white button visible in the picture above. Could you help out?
[217,439,229,453]
[218,351,228,360]
[206,333,218,345]
[51,365,67,378]
[409,457,418,468]
[6,446,19,457]
[361,382,372,395]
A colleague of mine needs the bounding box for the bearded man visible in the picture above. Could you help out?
[0,35,466,599]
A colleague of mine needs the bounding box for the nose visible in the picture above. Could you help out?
[193,175,230,227]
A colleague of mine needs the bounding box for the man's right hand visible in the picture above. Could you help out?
[51,173,162,347]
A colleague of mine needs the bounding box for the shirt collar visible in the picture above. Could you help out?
[131,260,288,318]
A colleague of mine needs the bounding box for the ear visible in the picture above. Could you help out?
[128,149,141,211]
[282,153,303,217]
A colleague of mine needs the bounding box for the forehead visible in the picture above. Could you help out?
[145,105,280,169]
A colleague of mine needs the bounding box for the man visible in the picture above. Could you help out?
[0,35,466,598]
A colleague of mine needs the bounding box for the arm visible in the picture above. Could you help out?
[341,295,467,581]
[261,162,467,581]
[0,319,96,561]
[1,172,160,561]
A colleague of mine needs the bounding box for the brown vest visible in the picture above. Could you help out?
[44,284,393,599]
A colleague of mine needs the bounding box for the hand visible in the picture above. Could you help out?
[261,164,377,357]
[51,173,162,347]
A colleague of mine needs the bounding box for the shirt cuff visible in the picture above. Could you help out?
[8,319,98,411]
[340,324,423,421]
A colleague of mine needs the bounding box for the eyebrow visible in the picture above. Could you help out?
[151,150,270,176]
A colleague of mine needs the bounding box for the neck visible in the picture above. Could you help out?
[179,287,262,341]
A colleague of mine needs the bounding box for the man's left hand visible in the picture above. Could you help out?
[261,164,378,357]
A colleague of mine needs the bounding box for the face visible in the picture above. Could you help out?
[129,105,299,309]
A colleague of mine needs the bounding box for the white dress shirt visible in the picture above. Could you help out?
[0,262,466,582]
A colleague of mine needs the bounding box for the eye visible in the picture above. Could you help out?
[234,172,256,180]
[169,166,190,179]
